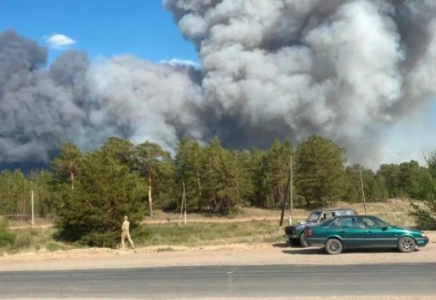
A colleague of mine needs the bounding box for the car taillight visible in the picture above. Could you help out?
[306,228,313,236]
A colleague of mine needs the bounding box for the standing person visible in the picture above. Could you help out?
[121,216,135,249]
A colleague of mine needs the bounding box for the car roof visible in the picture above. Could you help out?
[311,208,357,213]
[333,215,378,218]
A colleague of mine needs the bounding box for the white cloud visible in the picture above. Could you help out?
[44,33,76,49]
[160,58,200,69]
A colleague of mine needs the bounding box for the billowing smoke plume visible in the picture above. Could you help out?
[0,30,203,163]
[1,0,436,167]
[164,0,436,164]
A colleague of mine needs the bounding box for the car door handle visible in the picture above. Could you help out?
[339,231,346,234]
[366,231,372,234]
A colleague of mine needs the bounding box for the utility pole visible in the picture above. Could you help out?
[289,156,294,225]
[31,190,34,226]
[279,158,292,232]
[180,182,187,225]
[360,166,367,214]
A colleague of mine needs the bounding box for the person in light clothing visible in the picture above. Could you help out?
[121,216,135,249]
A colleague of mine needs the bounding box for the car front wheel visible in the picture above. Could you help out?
[398,237,416,253]
[325,238,343,255]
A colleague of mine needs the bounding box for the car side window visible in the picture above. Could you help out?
[339,217,360,229]
[368,216,389,228]
[325,212,335,220]
[361,217,376,228]
[328,218,340,228]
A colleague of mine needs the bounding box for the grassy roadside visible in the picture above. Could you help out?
[1,200,420,255]
[1,221,282,255]
[133,220,282,248]
[143,201,416,227]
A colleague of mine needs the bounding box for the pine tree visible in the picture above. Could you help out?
[343,165,384,203]
[134,141,173,216]
[101,137,135,168]
[295,135,346,207]
[175,137,205,211]
[264,139,294,208]
[51,142,82,190]
[55,150,145,247]
[202,137,223,212]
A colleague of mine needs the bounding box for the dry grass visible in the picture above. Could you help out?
[146,200,417,227]
[134,220,282,248]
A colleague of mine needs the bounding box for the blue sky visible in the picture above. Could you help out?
[0,0,198,65]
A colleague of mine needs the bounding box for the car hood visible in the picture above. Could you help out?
[391,226,423,234]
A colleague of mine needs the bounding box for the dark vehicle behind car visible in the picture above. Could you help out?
[285,208,358,247]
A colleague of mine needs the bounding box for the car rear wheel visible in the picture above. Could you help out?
[300,233,308,247]
[290,238,300,247]
[325,238,343,255]
[398,237,416,253]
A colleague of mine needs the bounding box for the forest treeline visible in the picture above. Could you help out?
[0,135,435,245]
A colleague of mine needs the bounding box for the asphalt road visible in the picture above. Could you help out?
[0,263,435,299]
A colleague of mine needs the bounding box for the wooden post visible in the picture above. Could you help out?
[279,158,292,232]
[31,190,34,226]
[289,156,293,225]
[180,182,187,225]
[360,165,367,214]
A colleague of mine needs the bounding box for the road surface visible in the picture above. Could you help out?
[0,263,434,299]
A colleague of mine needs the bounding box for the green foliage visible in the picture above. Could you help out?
[134,141,175,216]
[343,165,388,203]
[133,221,278,247]
[262,139,294,208]
[54,149,145,247]
[101,137,135,167]
[295,135,347,207]
[2,134,436,246]
[45,242,68,252]
[174,137,206,211]
[0,217,16,247]
[14,232,32,249]
[0,169,33,216]
[51,142,82,189]
[410,199,436,230]
[425,151,436,179]
[408,153,436,230]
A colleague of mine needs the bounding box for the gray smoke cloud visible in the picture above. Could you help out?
[164,0,436,166]
[0,30,203,163]
[1,0,436,168]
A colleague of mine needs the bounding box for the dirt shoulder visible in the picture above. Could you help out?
[13,297,436,300]
[0,232,434,272]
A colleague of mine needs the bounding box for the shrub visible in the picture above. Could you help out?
[13,232,32,249]
[46,242,68,252]
[410,199,436,230]
[0,217,16,247]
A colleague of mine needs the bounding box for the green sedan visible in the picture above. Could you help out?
[305,215,429,255]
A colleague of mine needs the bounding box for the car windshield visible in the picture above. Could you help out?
[306,212,320,223]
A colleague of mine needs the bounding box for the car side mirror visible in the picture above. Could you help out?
[382,226,389,231]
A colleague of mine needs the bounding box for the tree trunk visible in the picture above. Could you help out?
[148,169,153,217]
[196,169,202,211]
[236,169,240,214]
[279,163,292,230]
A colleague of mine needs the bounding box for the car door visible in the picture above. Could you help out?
[337,216,365,248]
[361,216,397,248]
